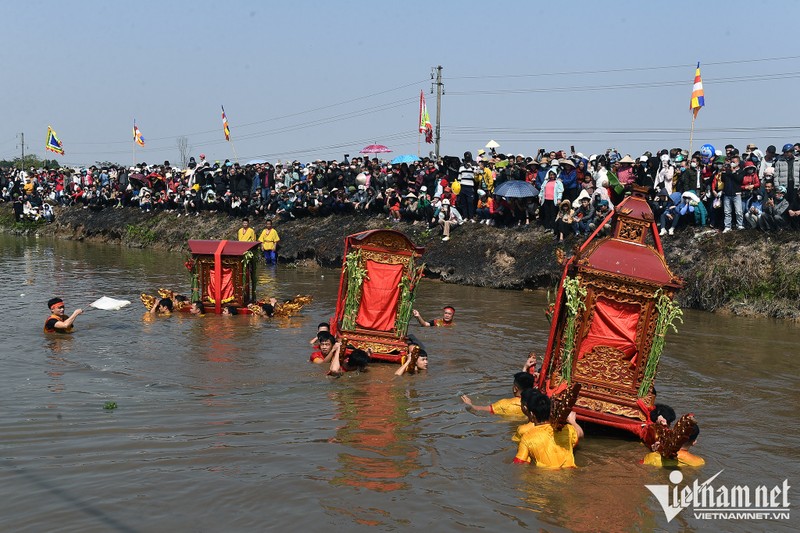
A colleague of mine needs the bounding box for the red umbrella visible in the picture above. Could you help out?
[359,144,392,155]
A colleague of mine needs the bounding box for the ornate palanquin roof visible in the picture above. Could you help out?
[188,240,261,257]
[345,229,426,256]
[575,193,682,289]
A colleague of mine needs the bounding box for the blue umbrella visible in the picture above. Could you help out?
[494,180,539,198]
[391,154,420,164]
[246,159,267,165]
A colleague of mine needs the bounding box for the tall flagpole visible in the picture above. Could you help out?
[230,138,239,165]
[417,90,422,157]
[689,62,704,161]
[222,106,238,164]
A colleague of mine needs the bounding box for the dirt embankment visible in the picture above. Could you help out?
[3,205,799,320]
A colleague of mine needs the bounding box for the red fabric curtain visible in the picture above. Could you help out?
[356,260,403,331]
[209,267,234,302]
[578,297,640,365]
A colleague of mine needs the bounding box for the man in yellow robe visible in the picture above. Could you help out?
[258,219,280,265]
[237,218,255,242]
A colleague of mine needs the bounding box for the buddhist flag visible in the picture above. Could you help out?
[133,120,145,147]
[45,126,64,155]
[222,105,231,141]
[419,90,433,144]
[690,62,705,118]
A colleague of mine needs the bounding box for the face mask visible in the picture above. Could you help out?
[690,163,697,168]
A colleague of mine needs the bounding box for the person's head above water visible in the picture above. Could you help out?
[442,306,455,322]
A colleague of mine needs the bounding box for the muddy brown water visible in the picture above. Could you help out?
[1,234,797,532]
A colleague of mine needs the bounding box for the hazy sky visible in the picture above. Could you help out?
[2,0,798,167]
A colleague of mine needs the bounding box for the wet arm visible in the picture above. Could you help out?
[412,309,431,327]
[323,343,340,365]
[513,441,531,464]
[394,356,412,377]
[567,411,584,439]
[54,309,82,328]
[328,347,343,374]
[461,394,492,413]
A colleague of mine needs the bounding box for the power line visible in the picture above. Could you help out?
[447,72,800,96]
[64,99,418,156]
[68,79,429,146]
[444,126,800,135]
[447,54,800,80]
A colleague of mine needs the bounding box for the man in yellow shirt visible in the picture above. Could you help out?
[514,389,583,468]
[642,424,705,468]
[237,218,256,242]
[258,219,280,265]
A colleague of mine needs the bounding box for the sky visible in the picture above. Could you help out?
[2,0,799,168]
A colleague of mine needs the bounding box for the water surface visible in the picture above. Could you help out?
[1,234,797,532]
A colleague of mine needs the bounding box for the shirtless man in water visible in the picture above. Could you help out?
[412,306,455,327]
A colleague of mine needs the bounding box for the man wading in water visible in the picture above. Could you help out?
[44,298,82,334]
[412,306,455,327]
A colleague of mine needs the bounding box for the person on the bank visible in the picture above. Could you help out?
[310,331,339,364]
[553,199,574,243]
[412,306,455,327]
[258,219,280,265]
[237,218,256,242]
[44,298,82,334]
[434,199,463,242]
[149,297,174,315]
[461,371,535,416]
[642,424,705,468]
[513,388,583,468]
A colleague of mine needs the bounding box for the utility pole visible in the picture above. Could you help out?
[432,65,444,159]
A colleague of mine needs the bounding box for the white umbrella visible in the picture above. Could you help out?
[485,140,500,149]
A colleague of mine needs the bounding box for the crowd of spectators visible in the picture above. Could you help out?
[2,143,799,239]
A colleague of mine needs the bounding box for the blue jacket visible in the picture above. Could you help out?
[559,168,578,190]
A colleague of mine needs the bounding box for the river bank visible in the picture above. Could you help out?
[3,205,798,320]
